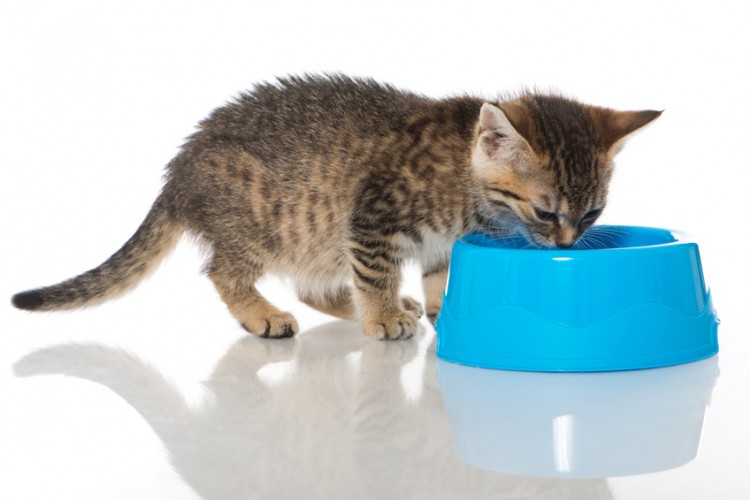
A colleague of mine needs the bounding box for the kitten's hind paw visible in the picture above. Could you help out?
[241,312,299,339]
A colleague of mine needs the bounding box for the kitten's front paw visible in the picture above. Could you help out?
[241,312,299,339]
[363,309,418,340]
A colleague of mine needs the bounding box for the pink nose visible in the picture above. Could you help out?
[556,227,577,248]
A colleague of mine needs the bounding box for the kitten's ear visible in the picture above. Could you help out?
[477,103,536,161]
[590,107,663,153]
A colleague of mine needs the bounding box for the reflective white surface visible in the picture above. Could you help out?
[3,1,750,498]
[3,282,750,499]
[438,357,718,477]
[3,250,750,500]
[2,314,617,500]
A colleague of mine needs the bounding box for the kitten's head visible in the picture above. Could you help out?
[472,94,661,248]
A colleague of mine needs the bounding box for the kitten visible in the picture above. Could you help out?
[12,75,660,340]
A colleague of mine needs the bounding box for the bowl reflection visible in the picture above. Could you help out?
[437,356,719,478]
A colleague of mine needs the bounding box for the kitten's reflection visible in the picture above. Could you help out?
[14,322,611,500]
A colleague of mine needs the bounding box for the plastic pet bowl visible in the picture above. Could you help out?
[435,226,719,372]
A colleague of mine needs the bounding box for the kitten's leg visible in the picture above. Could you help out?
[299,288,423,322]
[400,296,425,318]
[348,239,421,340]
[422,263,449,325]
[299,288,358,321]
[208,253,298,338]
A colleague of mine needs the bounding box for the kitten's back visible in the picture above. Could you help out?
[192,75,431,162]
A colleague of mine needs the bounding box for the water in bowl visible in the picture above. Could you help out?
[465,225,681,251]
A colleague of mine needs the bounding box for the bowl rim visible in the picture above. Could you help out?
[459,225,695,254]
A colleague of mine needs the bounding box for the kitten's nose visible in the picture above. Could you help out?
[555,227,577,248]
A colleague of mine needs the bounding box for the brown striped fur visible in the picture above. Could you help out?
[12,75,660,340]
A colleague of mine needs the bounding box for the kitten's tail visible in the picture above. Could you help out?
[12,195,183,312]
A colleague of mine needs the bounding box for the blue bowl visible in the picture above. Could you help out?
[435,226,719,372]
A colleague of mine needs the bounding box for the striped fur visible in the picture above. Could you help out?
[12,75,660,339]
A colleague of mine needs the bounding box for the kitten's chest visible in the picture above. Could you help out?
[398,229,456,268]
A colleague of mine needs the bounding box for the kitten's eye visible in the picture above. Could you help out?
[581,208,602,223]
[533,207,557,222]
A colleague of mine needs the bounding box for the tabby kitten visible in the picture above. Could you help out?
[12,75,660,340]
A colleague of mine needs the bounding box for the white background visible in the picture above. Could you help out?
[1,1,748,499]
